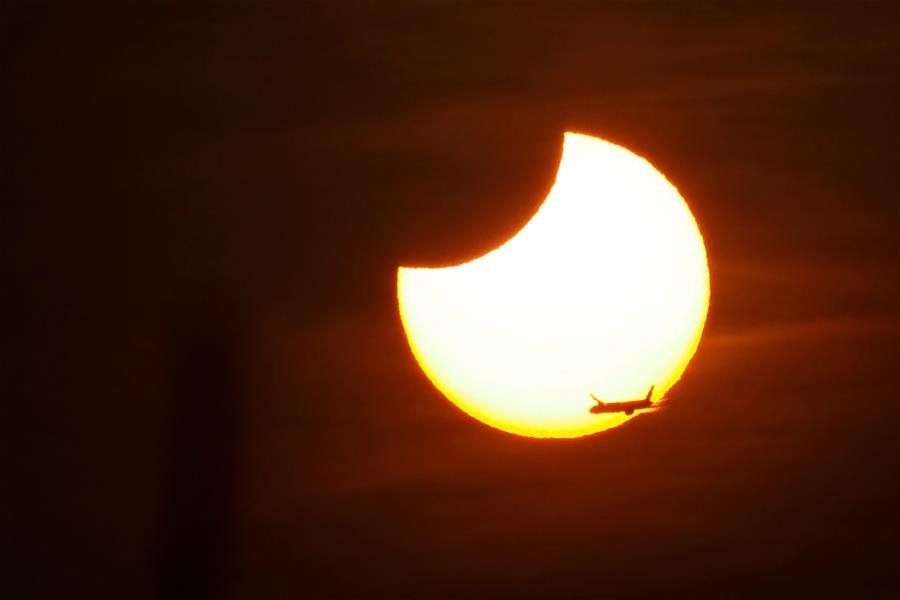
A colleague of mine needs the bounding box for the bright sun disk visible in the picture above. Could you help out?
[398,132,709,438]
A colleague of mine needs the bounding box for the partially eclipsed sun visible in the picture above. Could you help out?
[398,132,709,438]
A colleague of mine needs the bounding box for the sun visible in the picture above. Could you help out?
[397,132,709,438]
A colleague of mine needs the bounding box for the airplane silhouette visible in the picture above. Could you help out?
[589,385,658,416]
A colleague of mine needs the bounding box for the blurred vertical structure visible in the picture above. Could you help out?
[154,289,246,599]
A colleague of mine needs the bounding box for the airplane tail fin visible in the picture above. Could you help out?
[645,385,655,402]
[590,393,604,406]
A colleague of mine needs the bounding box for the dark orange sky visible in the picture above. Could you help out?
[6,2,898,598]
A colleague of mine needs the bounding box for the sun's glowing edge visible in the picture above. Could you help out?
[397,132,710,438]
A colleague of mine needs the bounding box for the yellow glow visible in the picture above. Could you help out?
[398,132,709,438]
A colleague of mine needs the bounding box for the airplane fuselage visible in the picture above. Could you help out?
[589,386,657,416]
[588,398,653,416]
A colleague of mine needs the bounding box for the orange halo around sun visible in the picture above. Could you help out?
[397,132,709,438]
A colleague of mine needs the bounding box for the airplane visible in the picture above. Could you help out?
[589,385,659,416]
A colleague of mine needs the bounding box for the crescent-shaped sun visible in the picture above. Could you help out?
[398,132,709,438]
